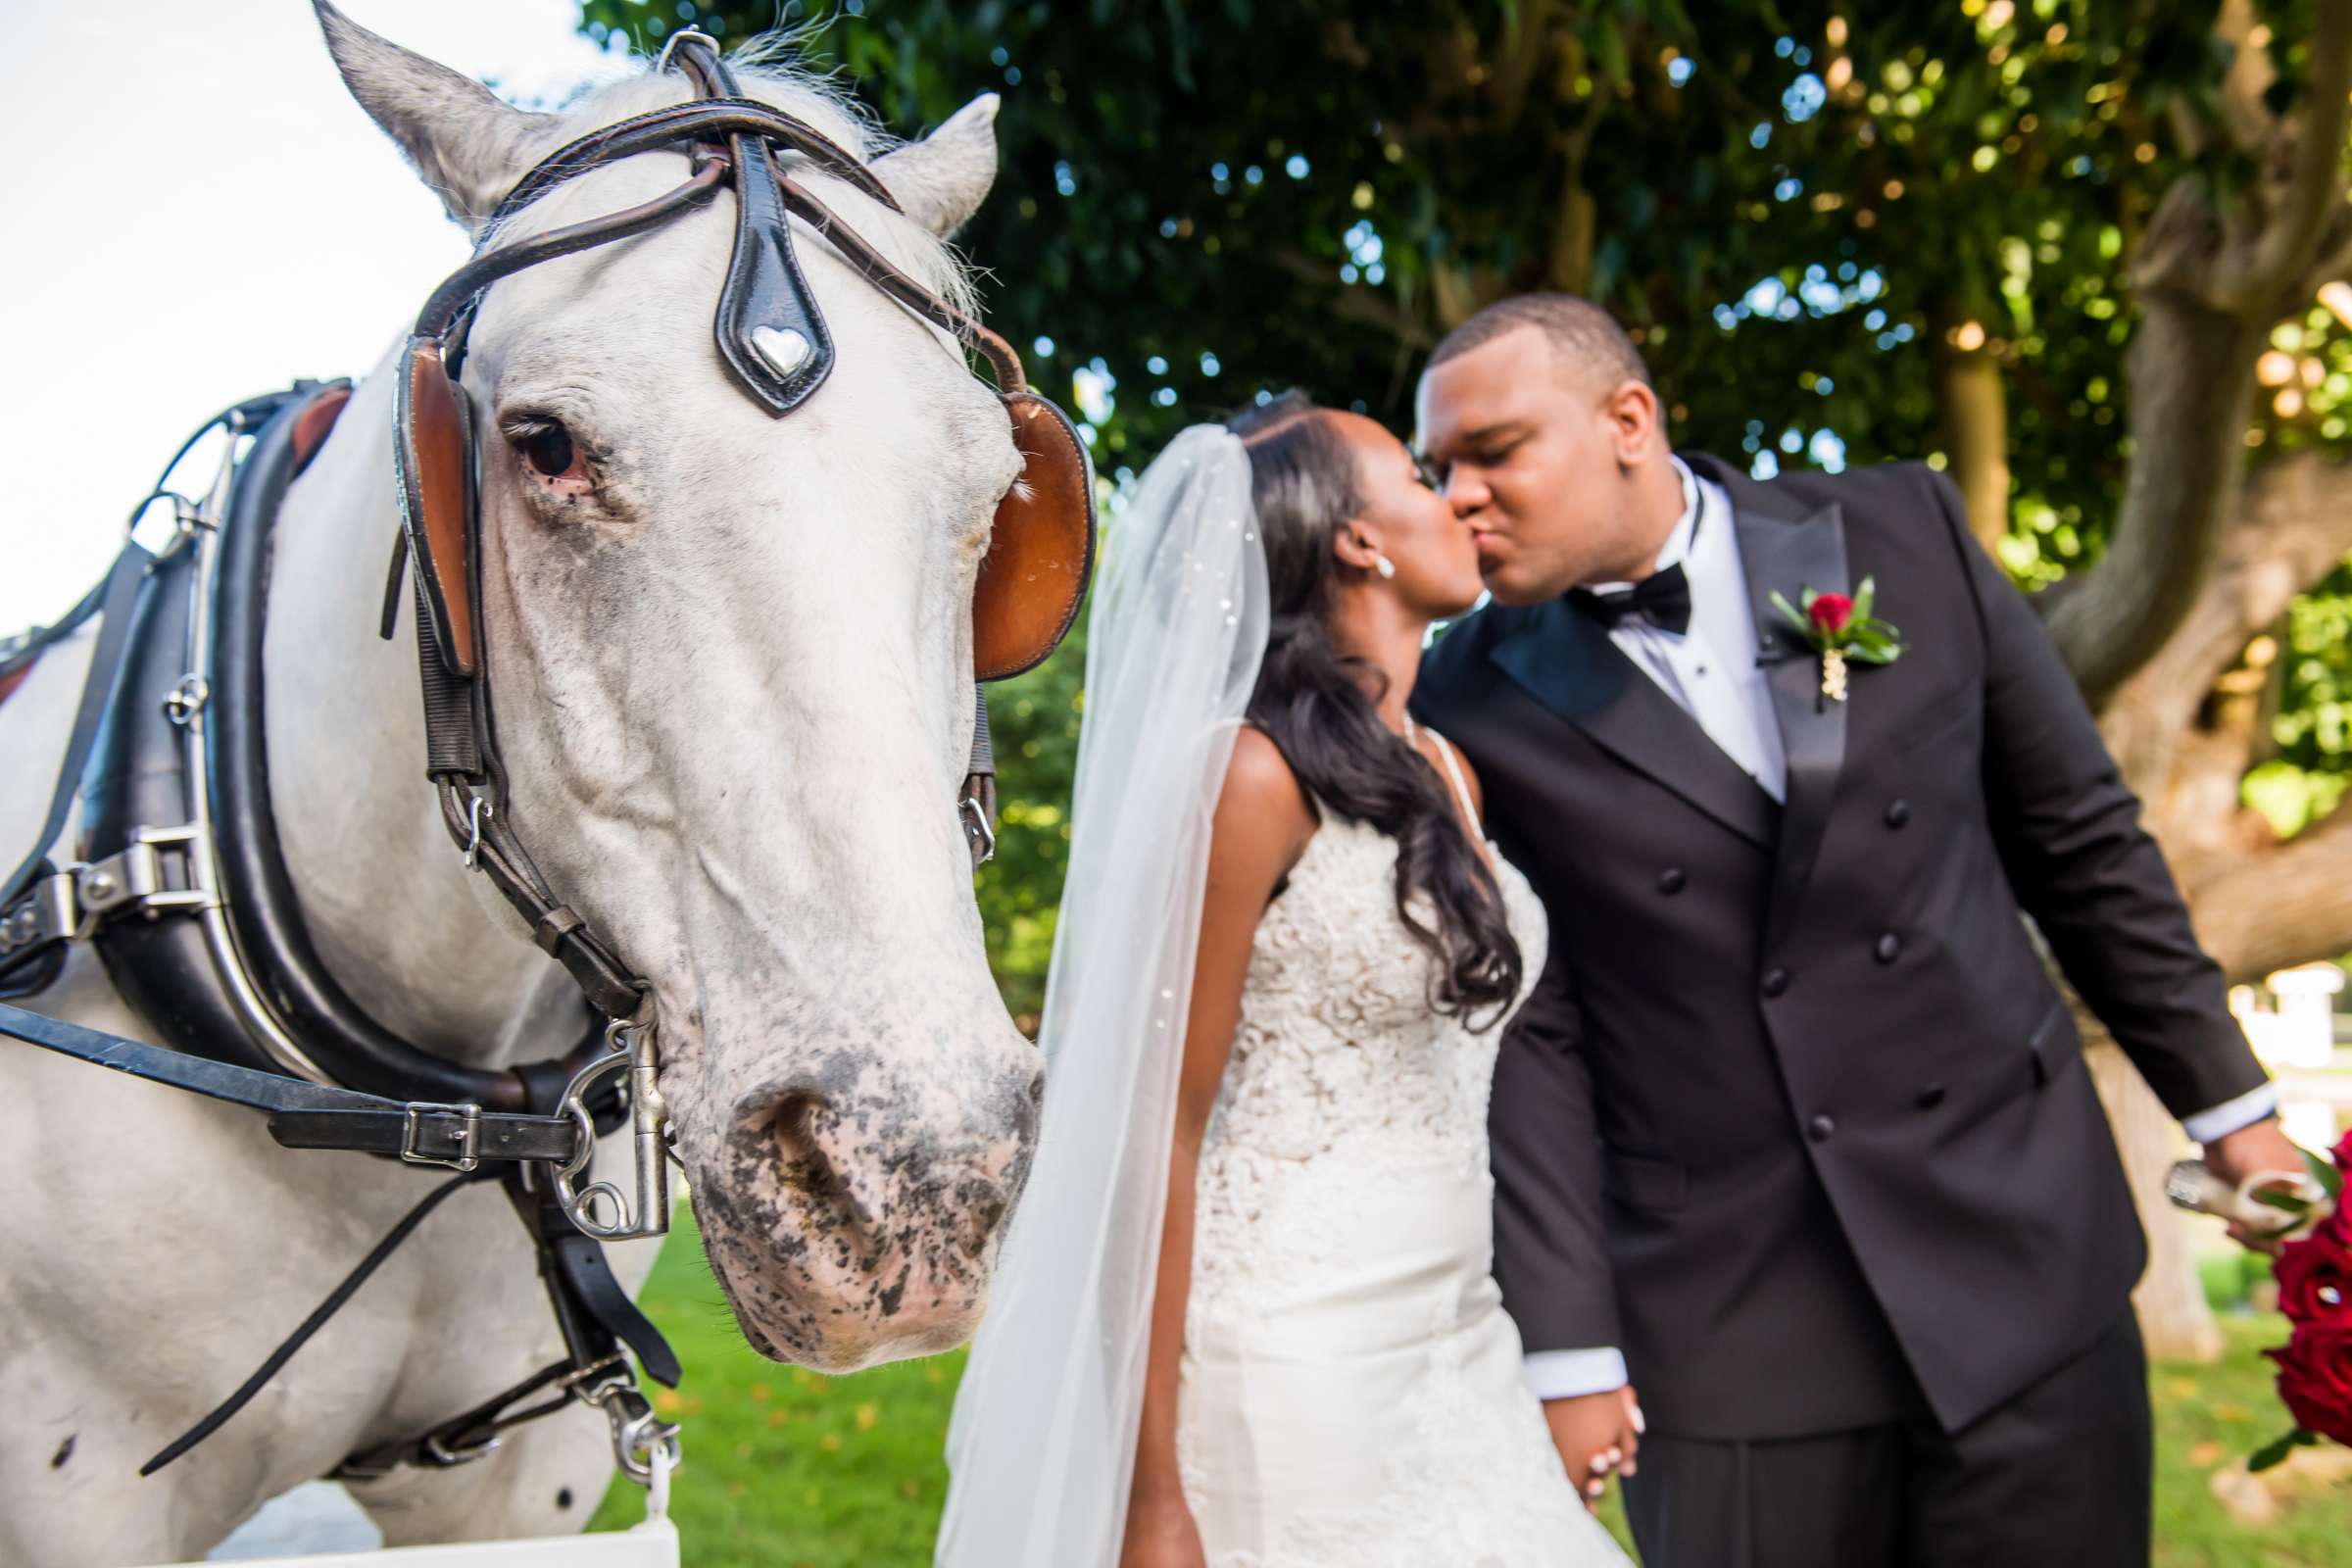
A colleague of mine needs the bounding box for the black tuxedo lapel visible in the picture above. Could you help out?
[1488,596,1777,850]
[1696,455,1851,950]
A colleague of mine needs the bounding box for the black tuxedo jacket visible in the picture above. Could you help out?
[1412,454,2270,1440]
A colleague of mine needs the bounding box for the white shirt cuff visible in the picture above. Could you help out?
[2183,1083,2280,1148]
[1521,1348,1629,1400]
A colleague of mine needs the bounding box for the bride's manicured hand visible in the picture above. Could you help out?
[1543,1386,1642,1512]
[1120,1483,1209,1568]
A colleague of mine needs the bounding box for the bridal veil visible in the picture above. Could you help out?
[938,425,1269,1563]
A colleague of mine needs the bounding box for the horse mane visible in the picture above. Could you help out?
[498,39,979,321]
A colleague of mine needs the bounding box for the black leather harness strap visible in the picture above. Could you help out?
[0,545,151,914]
[142,1168,487,1477]
[0,997,681,1481]
[0,1002,583,1168]
[335,1163,683,1482]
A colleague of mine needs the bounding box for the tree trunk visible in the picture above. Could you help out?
[2087,1029,2227,1361]
[1932,303,2012,551]
[2049,296,2269,710]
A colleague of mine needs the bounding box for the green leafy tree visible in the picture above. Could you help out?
[582,0,2352,1355]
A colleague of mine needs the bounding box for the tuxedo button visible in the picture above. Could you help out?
[1761,968,1790,998]
[1874,933,1901,964]
[1658,867,1688,895]
[1808,1114,1837,1143]
[1916,1084,1947,1109]
[1886,800,1912,828]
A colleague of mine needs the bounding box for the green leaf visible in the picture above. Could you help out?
[2249,1427,2317,1473]
[2303,1147,2344,1201]
[2252,1186,2316,1215]
[1853,576,1877,622]
[1771,591,1810,634]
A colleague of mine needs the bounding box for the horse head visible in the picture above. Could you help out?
[318,2,1042,1372]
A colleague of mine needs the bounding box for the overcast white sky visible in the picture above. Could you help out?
[0,0,636,631]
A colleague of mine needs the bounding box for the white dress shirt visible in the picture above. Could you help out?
[1520,461,2277,1405]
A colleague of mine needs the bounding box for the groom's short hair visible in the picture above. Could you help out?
[1427,293,1650,391]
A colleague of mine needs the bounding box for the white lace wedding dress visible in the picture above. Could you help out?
[1175,740,1628,1567]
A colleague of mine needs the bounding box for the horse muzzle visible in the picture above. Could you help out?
[681,1034,1041,1370]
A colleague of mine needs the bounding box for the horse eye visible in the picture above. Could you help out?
[513,420,580,480]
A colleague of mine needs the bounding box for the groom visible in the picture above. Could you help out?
[1409,294,2298,1566]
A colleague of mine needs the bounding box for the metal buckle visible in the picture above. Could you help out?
[655,27,721,74]
[78,827,212,927]
[463,795,494,870]
[400,1102,482,1172]
[0,871,74,959]
[960,794,997,866]
[0,822,216,961]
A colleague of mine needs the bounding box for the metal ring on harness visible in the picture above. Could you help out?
[122,488,203,559]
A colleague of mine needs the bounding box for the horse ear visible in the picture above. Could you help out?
[872,94,1001,238]
[313,0,556,233]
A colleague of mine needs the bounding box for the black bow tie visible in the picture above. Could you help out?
[1568,563,1691,636]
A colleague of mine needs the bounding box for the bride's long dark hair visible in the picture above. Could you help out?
[1228,393,1523,1027]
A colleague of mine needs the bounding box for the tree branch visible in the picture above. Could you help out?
[2097,449,2352,784]
[2053,5,2352,704]
[2190,799,2352,982]
[2221,0,2352,311]
[2046,296,2264,708]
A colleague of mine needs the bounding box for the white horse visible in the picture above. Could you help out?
[0,7,1042,1562]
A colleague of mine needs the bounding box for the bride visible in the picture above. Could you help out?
[938,396,1629,1567]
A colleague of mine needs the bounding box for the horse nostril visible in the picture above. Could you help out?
[766,1091,841,1199]
[769,1090,823,1140]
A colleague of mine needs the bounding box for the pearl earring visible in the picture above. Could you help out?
[1375,555,1396,580]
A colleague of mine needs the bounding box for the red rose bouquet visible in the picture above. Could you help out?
[2253,1126,2352,1470]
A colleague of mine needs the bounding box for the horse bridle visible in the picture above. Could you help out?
[386,33,1095,1038]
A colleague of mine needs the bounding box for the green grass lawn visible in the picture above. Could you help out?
[594,1211,2349,1566]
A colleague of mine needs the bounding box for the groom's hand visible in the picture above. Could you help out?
[1542,1386,1642,1512]
[2203,1116,2310,1253]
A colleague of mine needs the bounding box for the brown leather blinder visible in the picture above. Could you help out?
[974,390,1096,682]
[394,340,1089,686]
[393,338,480,677]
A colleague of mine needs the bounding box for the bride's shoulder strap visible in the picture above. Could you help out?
[1428,731,1487,844]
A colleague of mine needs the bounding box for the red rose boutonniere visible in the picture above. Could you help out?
[1771,578,1903,704]
[2252,1127,2351,1471]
